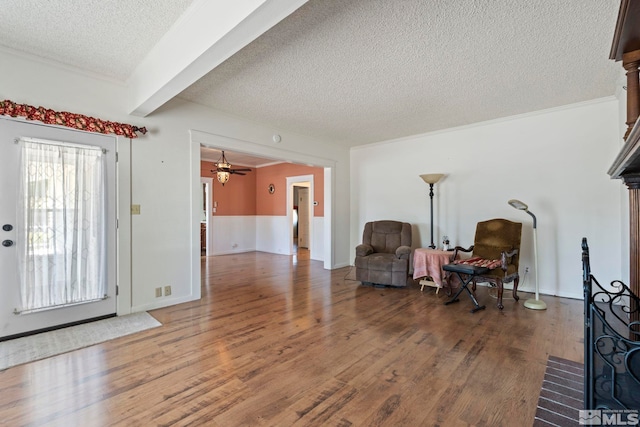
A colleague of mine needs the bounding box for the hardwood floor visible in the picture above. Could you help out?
[0,252,584,426]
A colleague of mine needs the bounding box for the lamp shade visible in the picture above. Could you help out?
[217,171,230,185]
[508,199,528,210]
[420,173,445,184]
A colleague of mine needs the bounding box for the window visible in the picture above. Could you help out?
[16,138,107,313]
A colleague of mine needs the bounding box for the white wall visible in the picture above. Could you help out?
[0,50,350,314]
[2,46,625,308]
[256,216,291,255]
[351,99,622,299]
[210,216,257,255]
[312,217,324,261]
[209,215,324,260]
[255,216,325,260]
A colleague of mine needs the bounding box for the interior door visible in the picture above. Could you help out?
[297,187,310,249]
[200,177,213,256]
[0,118,117,339]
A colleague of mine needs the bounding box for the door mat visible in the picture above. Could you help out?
[0,312,161,370]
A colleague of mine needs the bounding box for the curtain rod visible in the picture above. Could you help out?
[17,137,106,153]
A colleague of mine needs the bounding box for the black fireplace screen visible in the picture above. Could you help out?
[582,238,640,410]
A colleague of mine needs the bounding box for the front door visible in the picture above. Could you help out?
[0,118,117,339]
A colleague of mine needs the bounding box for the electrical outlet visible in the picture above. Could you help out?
[164,285,172,296]
[525,267,530,273]
[155,287,162,297]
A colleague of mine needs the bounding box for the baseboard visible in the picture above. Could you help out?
[209,248,256,256]
[332,261,350,269]
[131,294,200,313]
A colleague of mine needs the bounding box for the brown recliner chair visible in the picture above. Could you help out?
[451,218,522,309]
[355,220,412,287]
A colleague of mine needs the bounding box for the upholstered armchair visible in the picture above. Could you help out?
[451,218,522,309]
[355,220,412,287]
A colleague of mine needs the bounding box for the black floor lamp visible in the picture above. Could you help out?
[420,174,445,249]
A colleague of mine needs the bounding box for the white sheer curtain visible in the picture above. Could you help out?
[17,139,106,313]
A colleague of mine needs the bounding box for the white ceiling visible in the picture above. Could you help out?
[200,146,283,168]
[0,0,623,152]
[0,0,194,82]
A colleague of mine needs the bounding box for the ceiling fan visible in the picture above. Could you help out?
[211,151,252,186]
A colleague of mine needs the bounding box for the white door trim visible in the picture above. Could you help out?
[116,136,132,316]
[200,177,213,256]
[189,129,335,270]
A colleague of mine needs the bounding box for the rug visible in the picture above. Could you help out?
[533,355,584,426]
[0,312,161,371]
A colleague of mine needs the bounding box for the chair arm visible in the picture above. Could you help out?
[452,245,474,261]
[500,249,518,270]
[396,245,411,259]
[356,244,373,257]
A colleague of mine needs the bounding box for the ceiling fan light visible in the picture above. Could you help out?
[217,171,230,185]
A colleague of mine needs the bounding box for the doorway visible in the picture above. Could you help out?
[287,175,313,258]
[293,184,311,251]
[191,130,334,270]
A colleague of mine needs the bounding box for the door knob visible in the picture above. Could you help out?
[2,240,14,247]
[2,224,12,232]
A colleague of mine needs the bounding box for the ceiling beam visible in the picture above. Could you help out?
[127,0,309,117]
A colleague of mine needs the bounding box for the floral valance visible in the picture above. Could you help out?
[0,99,147,139]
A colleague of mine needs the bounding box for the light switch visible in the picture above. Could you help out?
[131,204,141,215]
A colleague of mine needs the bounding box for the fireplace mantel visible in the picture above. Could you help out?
[609,120,640,179]
[609,0,640,62]
[608,0,640,303]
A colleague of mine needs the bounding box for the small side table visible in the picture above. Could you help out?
[413,248,455,294]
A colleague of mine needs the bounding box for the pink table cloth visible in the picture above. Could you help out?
[412,248,455,286]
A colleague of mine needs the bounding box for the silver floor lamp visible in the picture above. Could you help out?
[508,199,547,310]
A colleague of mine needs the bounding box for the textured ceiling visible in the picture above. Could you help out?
[200,146,282,168]
[0,0,624,148]
[179,0,622,145]
[0,0,194,81]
